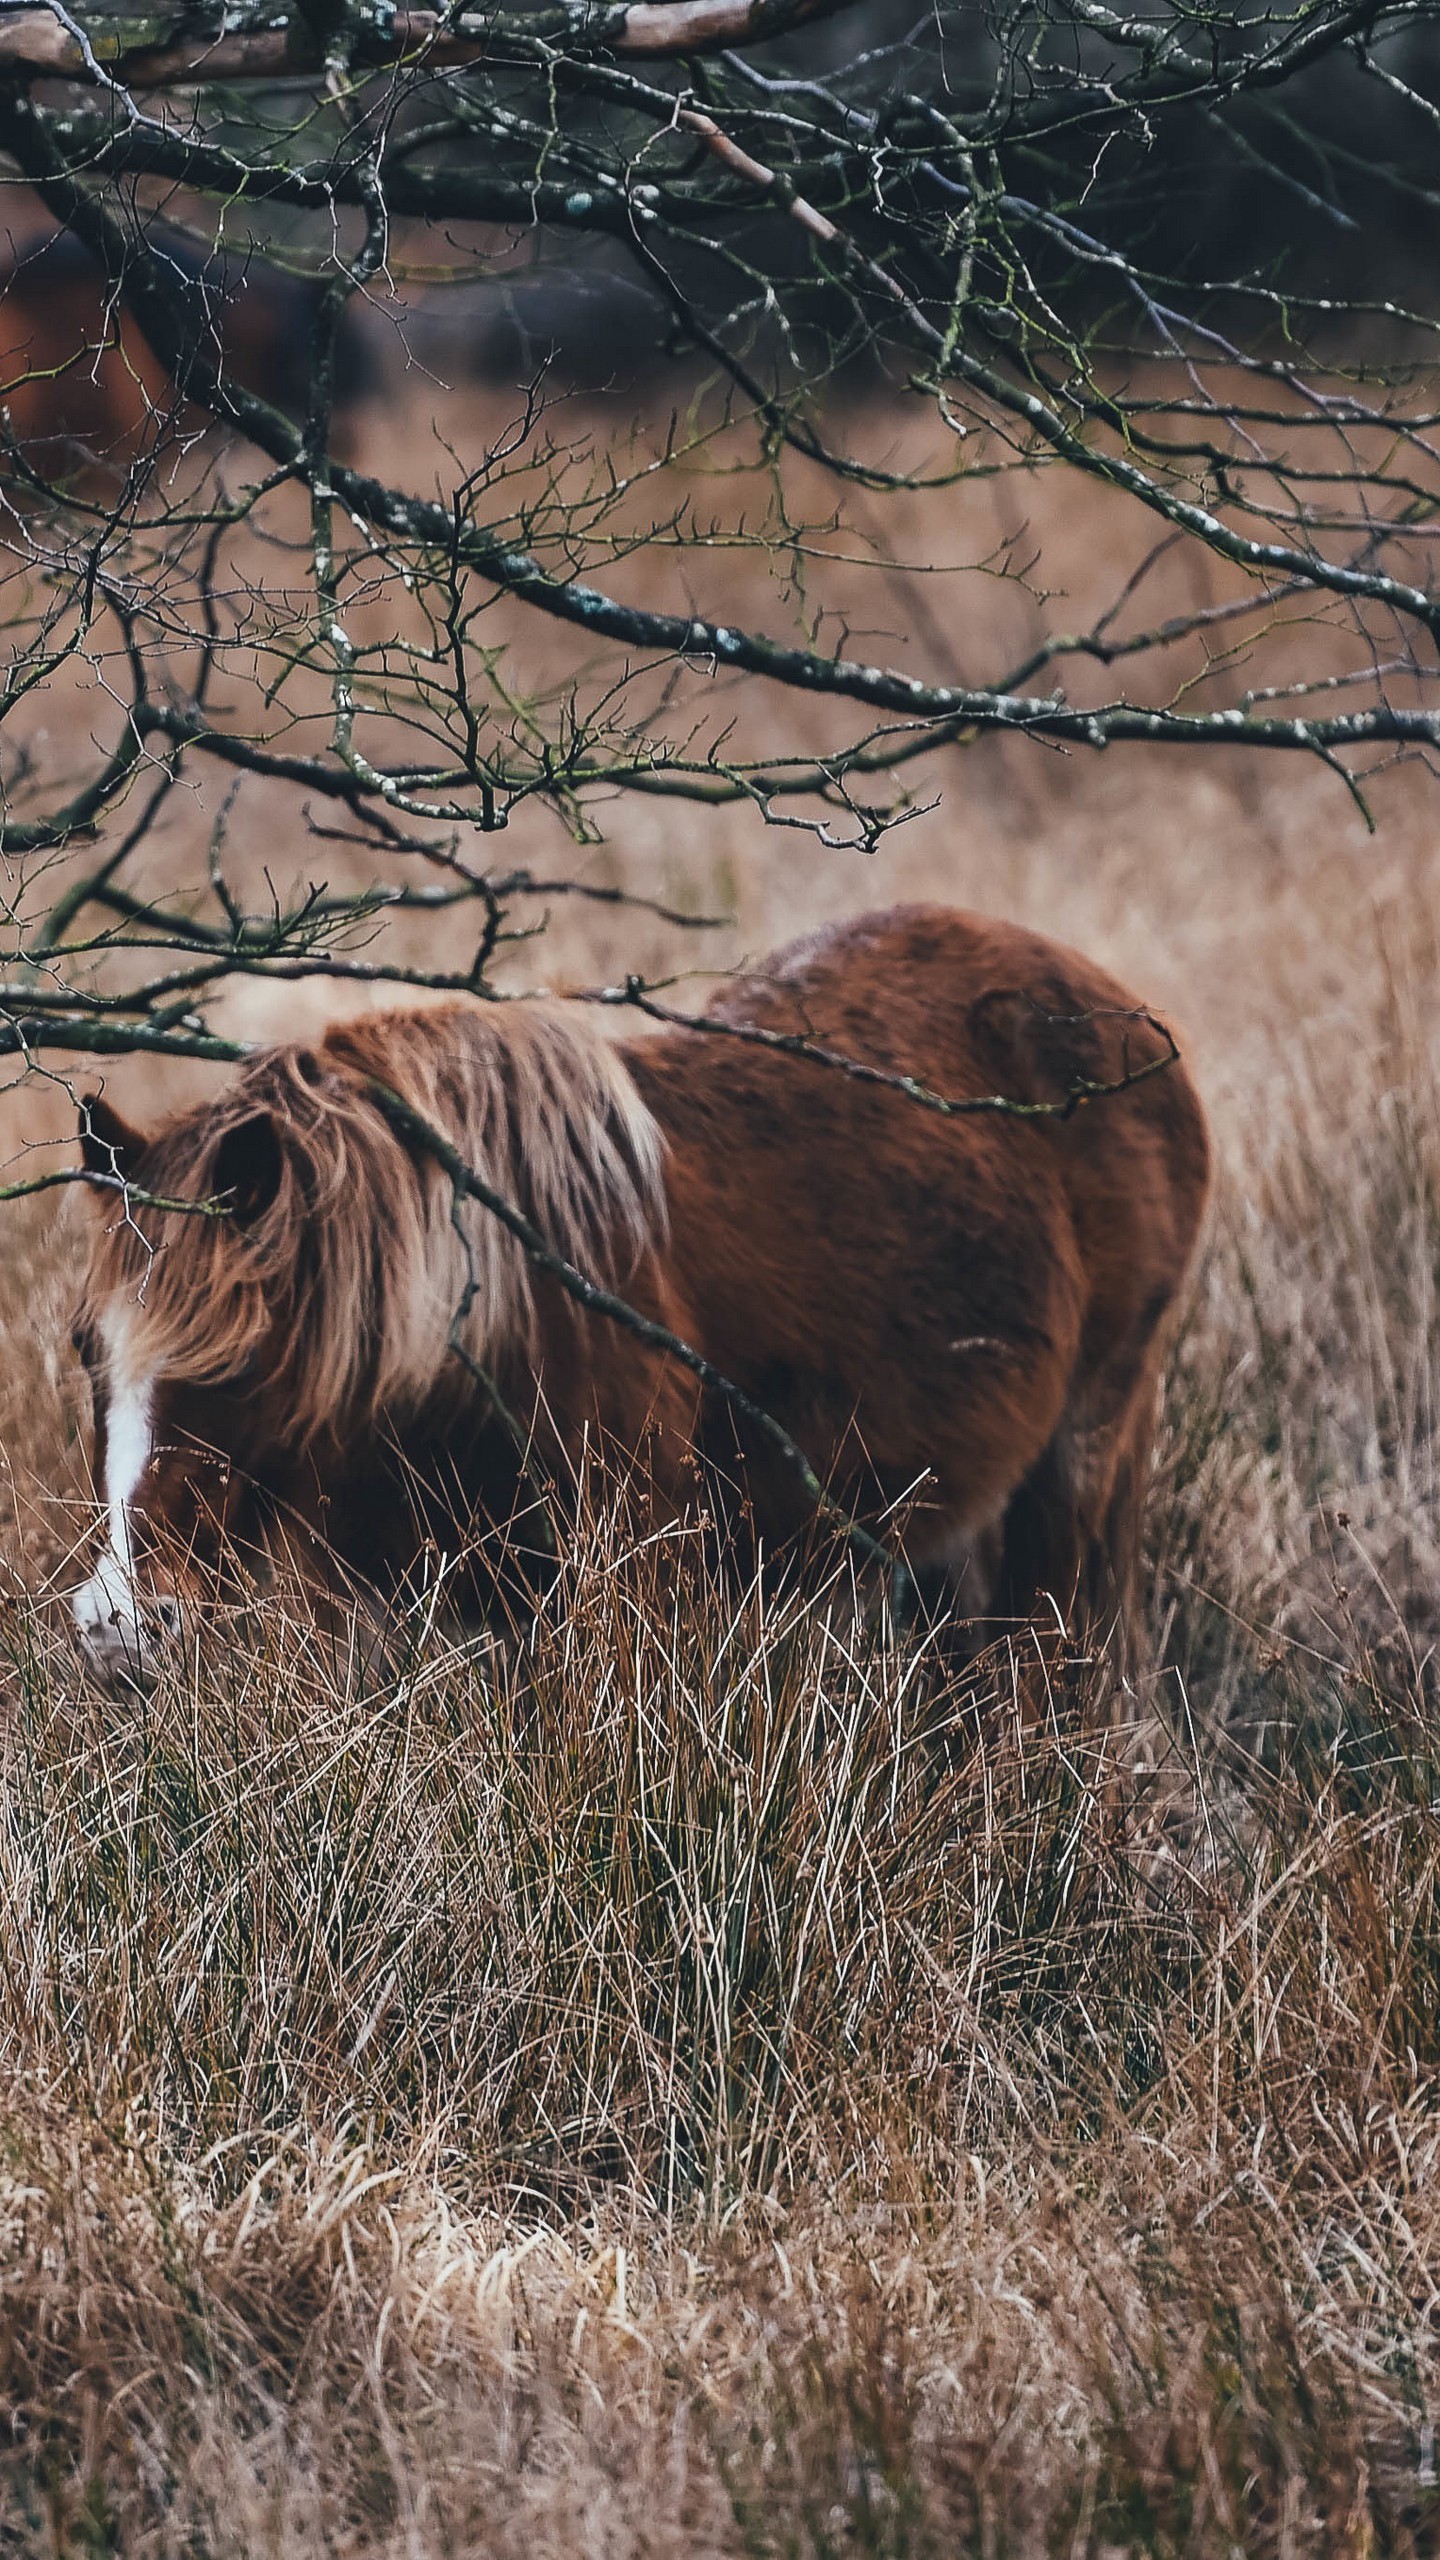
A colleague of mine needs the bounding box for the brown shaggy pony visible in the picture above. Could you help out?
[71,905,1210,1678]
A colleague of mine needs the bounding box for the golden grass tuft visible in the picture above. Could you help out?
[5,1258,1440,2552]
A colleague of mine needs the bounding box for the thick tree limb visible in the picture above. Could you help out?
[0,0,857,84]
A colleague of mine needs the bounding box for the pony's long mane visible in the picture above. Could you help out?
[80,1001,666,1436]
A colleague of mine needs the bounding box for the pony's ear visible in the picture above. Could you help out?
[79,1092,147,1185]
[212,1112,284,1224]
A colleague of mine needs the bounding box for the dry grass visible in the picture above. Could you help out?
[3,381,1440,2552]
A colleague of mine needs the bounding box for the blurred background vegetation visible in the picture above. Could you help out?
[1,2,1440,2551]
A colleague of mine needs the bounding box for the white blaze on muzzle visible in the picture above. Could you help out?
[73,1356,162,1676]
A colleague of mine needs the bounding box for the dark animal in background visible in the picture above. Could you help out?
[71,906,1210,1677]
[359,260,674,399]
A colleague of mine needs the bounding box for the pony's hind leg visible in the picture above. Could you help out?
[996,1367,1163,1683]
[1084,1372,1163,1678]
[900,1517,1004,1684]
[994,1436,1087,1643]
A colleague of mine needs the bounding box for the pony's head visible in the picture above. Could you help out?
[69,1008,666,1679]
[70,1065,352,1678]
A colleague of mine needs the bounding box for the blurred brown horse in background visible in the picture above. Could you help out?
[0,205,373,484]
[70,905,1210,1678]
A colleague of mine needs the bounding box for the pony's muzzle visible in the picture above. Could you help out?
[73,1560,182,1686]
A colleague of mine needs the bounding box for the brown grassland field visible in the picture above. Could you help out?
[3,366,1440,2556]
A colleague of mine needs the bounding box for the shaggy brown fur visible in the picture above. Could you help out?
[72,905,1210,1655]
